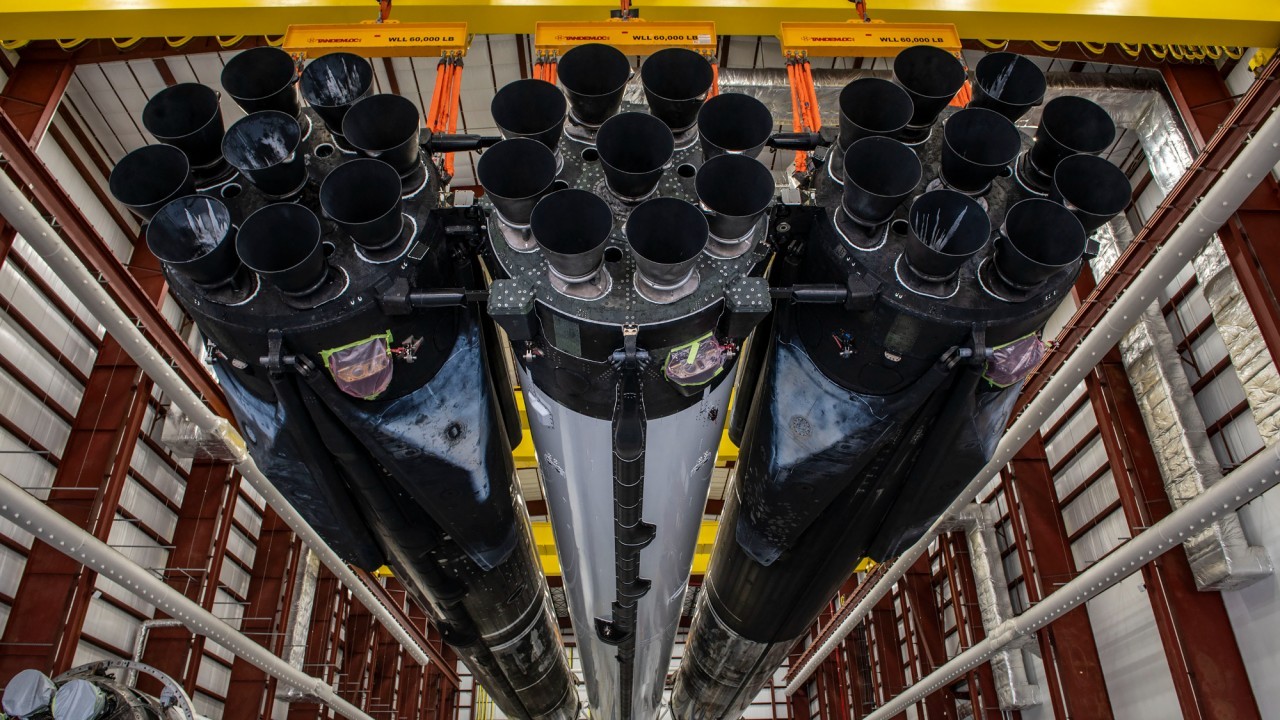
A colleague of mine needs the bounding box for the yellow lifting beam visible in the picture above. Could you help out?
[511,392,738,469]
[534,19,716,55]
[0,1,1276,49]
[533,520,720,577]
[280,21,470,57]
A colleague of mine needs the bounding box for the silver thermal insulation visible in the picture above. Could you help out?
[708,68,1160,135]
[520,368,733,720]
[1093,103,1273,589]
[942,505,1042,710]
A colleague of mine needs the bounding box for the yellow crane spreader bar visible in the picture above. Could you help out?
[282,21,469,57]
[534,19,716,56]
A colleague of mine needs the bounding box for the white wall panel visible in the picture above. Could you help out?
[130,442,187,505]
[0,368,71,456]
[0,544,27,597]
[1085,574,1181,720]
[83,595,141,653]
[1224,490,1280,720]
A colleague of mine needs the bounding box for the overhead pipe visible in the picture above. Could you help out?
[0,468,375,720]
[786,84,1280,696]
[862,441,1280,720]
[0,159,441,678]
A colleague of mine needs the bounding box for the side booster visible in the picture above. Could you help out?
[674,48,1128,720]
[111,48,579,720]
[482,45,774,720]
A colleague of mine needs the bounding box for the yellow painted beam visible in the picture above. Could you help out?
[0,1,1277,48]
[532,520,720,576]
[512,391,738,469]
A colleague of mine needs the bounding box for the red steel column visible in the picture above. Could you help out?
[1090,351,1262,719]
[901,556,958,720]
[1007,436,1115,718]
[140,460,237,694]
[289,569,342,720]
[1163,63,1280,366]
[226,508,298,719]
[869,595,906,720]
[0,53,136,682]
[0,53,74,145]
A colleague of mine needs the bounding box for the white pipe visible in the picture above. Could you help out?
[0,469,375,720]
[861,439,1280,720]
[0,166,435,670]
[786,91,1280,696]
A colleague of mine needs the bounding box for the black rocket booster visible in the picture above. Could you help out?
[481,44,774,720]
[673,49,1126,720]
[112,47,579,720]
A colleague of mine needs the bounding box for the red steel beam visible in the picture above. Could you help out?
[338,601,375,706]
[901,556,958,720]
[226,509,298,719]
[1163,62,1280,369]
[785,564,889,685]
[140,459,237,695]
[355,568,461,687]
[288,570,342,720]
[0,54,75,144]
[870,595,906,720]
[0,66,165,675]
[1089,351,1262,719]
[1013,55,1280,421]
[1006,435,1116,718]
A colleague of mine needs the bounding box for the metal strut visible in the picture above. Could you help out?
[597,324,656,720]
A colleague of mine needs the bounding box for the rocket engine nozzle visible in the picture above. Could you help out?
[1051,152,1132,234]
[904,189,990,282]
[892,45,967,142]
[142,83,225,171]
[940,108,1021,195]
[477,138,558,228]
[697,93,774,161]
[221,46,303,118]
[641,48,714,132]
[841,136,922,227]
[967,51,1046,122]
[696,154,775,249]
[994,198,1087,289]
[597,111,675,201]
[837,78,913,149]
[236,203,328,296]
[558,42,631,126]
[492,78,568,152]
[1028,96,1117,178]
[300,52,374,141]
[320,158,406,251]
[147,195,242,288]
[222,110,307,199]
[532,188,614,283]
[109,144,194,220]
[342,94,423,176]
[627,197,708,292]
